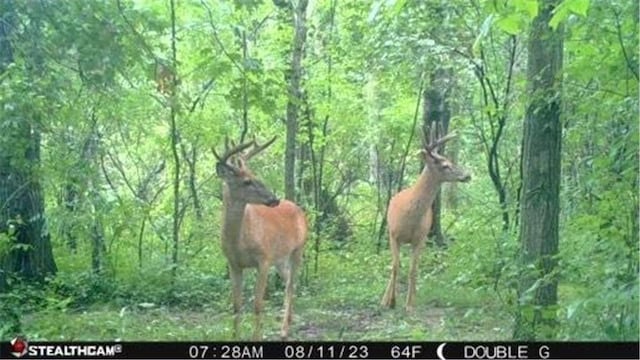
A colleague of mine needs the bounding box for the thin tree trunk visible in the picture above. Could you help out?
[240,29,249,143]
[284,0,308,201]
[61,182,79,252]
[89,185,106,275]
[169,0,181,281]
[375,141,397,252]
[83,117,105,275]
[472,37,517,233]
[514,0,563,340]
[445,140,459,209]
[181,143,202,220]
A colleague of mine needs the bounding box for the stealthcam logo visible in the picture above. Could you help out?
[7,338,123,358]
[10,337,28,358]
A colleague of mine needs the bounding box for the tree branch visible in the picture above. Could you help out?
[200,0,244,74]
[613,8,639,81]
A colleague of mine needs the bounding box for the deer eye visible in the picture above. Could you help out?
[242,179,253,186]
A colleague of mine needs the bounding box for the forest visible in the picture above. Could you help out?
[0,0,637,342]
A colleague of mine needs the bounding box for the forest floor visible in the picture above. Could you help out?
[15,243,516,341]
[20,302,511,341]
[19,277,513,341]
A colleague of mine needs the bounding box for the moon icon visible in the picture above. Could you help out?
[436,342,447,360]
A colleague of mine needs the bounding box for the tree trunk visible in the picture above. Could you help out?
[0,1,57,292]
[169,0,181,281]
[82,120,105,274]
[423,68,451,247]
[61,183,79,252]
[89,184,106,275]
[514,0,563,340]
[444,139,459,210]
[61,115,102,254]
[284,0,308,201]
[180,143,202,221]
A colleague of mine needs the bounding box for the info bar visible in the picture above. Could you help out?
[0,340,637,359]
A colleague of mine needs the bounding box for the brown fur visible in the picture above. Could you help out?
[381,141,470,311]
[222,199,307,270]
[215,139,307,340]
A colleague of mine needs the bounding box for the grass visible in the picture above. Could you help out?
[14,242,514,341]
[19,288,511,341]
[11,224,636,342]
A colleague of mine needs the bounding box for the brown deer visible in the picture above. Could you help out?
[213,137,307,340]
[381,132,470,311]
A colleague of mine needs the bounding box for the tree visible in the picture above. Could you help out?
[168,0,181,282]
[422,68,453,247]
[60,113,106,273]
[515,0,564,340]
[284,0,308,201]
[0,0,57,292]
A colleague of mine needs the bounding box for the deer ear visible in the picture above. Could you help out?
[216,162,236,178]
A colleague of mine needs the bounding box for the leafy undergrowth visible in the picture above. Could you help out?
[12,237,635,341]
[16,244,512,341]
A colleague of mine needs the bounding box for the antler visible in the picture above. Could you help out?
[426,132,458,153]
[212,136,254,165]
[421,120,458,153]
[244,136,277,161]
[212,135,277,166]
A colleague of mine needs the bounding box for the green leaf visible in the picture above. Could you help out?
[368,0,384,23]
[550,0,589,29]
[549,2,570,30]
[513,0,538,18]
[567,0,590,16]
[497,14,522,35]
[388,0,407,17]
[473,14,494,56]
[566,300,582,319]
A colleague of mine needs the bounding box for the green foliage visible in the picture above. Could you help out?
[0,0,636,342]
[550,0,590,29]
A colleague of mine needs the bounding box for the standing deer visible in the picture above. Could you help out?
[213,137,307,340]
[381,133,470,311]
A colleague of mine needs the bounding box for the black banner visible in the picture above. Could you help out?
[0,340,637,359]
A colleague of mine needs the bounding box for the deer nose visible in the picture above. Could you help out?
[266,198,280,207]
[461,174,471,182]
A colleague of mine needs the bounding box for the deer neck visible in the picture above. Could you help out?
[221,186,247,246]
[410,167,442,213]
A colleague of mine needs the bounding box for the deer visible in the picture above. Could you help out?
[212,136,307,340]
[380,132,471,312]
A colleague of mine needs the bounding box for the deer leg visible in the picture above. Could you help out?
[276,262,289,281]
[280,259,293,339]
[229,266,244,339]
[381,236,400,308]
[253,262,270,340]
[281,248,302,339]
[406,242,424,312]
